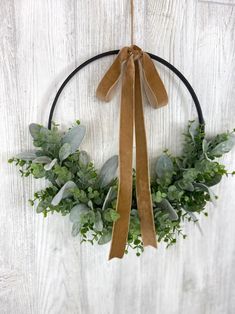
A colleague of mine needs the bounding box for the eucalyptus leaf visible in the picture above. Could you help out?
[210,135,235,157]
[98,229,112,245]
[102,186,117,211]
[59,143,72,162]
[44,158,57,171]
[155,155,174,178]
[16,151,37,161]
[159,199,178,221]
[32,156,52,164]
[51,181,77,206]
[62,125,86,153]
[69,204,89,223]
[99,155,118,188]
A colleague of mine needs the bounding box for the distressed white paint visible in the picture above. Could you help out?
[0,1,235,313]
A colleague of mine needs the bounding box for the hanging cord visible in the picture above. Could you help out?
[130,0,134,45]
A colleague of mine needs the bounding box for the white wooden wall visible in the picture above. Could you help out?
[1,0,235,313]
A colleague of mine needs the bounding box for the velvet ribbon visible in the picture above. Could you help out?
[96,45,168,259]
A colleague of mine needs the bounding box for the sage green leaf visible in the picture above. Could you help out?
[129,216,141,236]
[98,229,112,245]
[69,204,89,223]
[205,174,222,187]
[210,135,235,157]
[59,143,72,162]
[155,155,174,178]
[16,151,37,161]
[159,199,178,221]
[109,209,120,222]
[79,151,90,167]
[94,212,103,232]
[29,123,42,139]
[99,155,118,188]
[62,125,86,153]
[194,183,217,205]
[71,222,81,236]
[29,123,48,139]
[176,179,194,191]
[88,200,94,210]
[44,158,57,171]
[202,139,209,153]
[36,201,46,213]
[51,181,76,206]
[189,120,198,142]
[102,186,117,211]
[32,156,52,164]
[103,209,120,222]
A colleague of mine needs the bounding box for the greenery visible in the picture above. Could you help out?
[9,120,235,256]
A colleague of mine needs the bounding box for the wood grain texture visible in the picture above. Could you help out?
[0,0,235,313]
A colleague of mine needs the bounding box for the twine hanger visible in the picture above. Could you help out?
[130,0,134,45]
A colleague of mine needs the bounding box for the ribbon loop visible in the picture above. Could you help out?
[96,46,168,259]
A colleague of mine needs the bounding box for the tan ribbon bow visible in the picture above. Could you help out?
[96,45,168,259]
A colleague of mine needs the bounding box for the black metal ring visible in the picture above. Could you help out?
[48,50,205,129]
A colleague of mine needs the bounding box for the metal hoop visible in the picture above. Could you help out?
[48,50,205,129]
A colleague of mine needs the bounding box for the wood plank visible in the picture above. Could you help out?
[0,0,235,313]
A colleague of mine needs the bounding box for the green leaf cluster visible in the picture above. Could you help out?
[9,120,235,256]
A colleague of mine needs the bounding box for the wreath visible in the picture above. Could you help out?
[9,47,235,258]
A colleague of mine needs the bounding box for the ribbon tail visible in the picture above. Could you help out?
[96,47,129,102]
[141,52,168,108]
[134,60,157,248]
[108,55,135,260]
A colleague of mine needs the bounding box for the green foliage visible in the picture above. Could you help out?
[9,120,235,256]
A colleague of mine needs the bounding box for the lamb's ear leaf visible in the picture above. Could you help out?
[204,174,222,187]
[94,212,103,232]
[155,155,174,178]
[189,120,198,142]
[51,181,76,206]
[79,151,90,167]
[29,123,48,139]
[36,201,46,213]
[44,158,57,171]
[62,125,86,154]
[159,199,178,221]
[102,187,117,211]
[98,229,112,245]
[59,143,72,162]
[210,135,235,157]
[194,183,217,206]
[16,151,37,161]
[69,204,89,223]
[32,156,52,164]
[202,139,209,153]
[71,222,81,237]
[98,155,118,188]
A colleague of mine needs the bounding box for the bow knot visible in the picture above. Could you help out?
[127,45,143,60]
[96,46,168,259]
